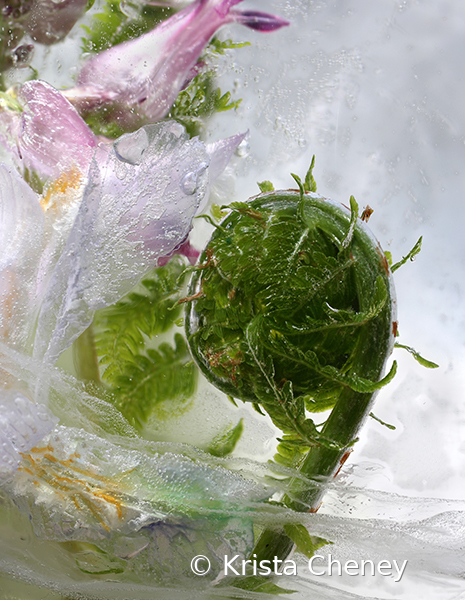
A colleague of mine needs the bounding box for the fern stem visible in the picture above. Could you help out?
[251,301,392,565]
[73,324,101,383]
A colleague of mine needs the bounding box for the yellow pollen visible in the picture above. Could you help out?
[19,444,128,531]
[40,166,83,212]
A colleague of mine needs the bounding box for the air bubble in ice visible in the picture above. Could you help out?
[119,0,139,19]
[181,163,207,196]
[181,172,198,195]
[114,127,150,165]
[235,138,250,158]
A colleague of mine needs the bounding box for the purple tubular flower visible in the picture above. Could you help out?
[234,10,290,32]
[68,0,289,122]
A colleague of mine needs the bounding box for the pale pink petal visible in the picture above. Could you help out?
[205,130,247,183]
[32,122,213,363]
[18,80,97,180]
[0,164,45,351]
[70,0,288,123]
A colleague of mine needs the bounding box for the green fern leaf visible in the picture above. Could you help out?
[283,523,329,559]
[207,419,244,457]
[111,333,197,429]
[94,257,187,384]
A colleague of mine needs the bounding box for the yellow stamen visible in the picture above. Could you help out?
[18,444,128,531]
[40,166,83,212]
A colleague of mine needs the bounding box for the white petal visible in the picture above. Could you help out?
[33,122,211,363]
[0,390,58,483]
[0,164,44,351]
[205,130,248,184]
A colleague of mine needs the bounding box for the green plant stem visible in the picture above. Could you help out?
[252,283,393,564]
[73,324,101,383]
[252,388,375,561]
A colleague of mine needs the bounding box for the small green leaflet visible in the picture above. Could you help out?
[369,412,396,430]
[394,342,439,368]
[283,523,330,559]
[258,180,275,193]
[207,419,244,457]
[391,237,422,272]
[170,69,241,138]
[93,258,197,430]
[340,195,358,251]
[110,333,197,429]
[94,257,186,382]
[304,155,317,193]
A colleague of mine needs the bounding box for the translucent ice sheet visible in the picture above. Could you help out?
[1,1,464,599]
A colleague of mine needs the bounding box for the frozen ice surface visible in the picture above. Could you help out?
[0,391,58,482]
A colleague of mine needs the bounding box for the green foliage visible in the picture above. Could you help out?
[94,257,186,381]
[63,541,126,575]
[304,155,317,193]
[208,38,251,55]
[369,412,396,430]
[82,106,129,139]
[170,38,247,136]
[23,167,44,195]
[283,523,329,559]
[258,180,275,193]
[274,433,313,468]
[207,419,244,457]
[170,70,242,138]
[109,333,197,429]
[394,342,439,368]
[186,189,395,466]
[391,236,422,272]
[81,0,173,54]
[93,257,197,429]
[211,203,228,222]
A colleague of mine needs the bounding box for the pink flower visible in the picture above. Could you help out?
[18,80,98,179]
[0,80,245,363]
[65,0,289,122]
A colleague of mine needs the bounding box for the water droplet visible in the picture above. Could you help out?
[181,172,198,195]
[235,139,250,158]
[119,0,139,19]
[114,128,149,165]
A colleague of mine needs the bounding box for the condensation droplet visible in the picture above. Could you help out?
[181,172,198,195]
[114,128,150,165]
[119,0,139,19]
[235,139,250,158]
